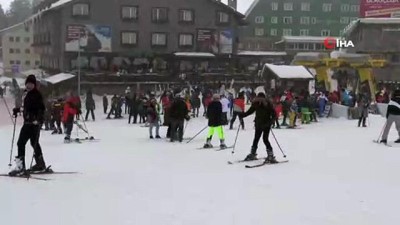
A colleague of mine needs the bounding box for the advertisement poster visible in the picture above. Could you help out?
[360,0,400,17]
[65,25,112,52]
[219,30,233,54]
[197,29,218,53]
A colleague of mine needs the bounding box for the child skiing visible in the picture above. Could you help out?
[62,92,79,142]
[204,94,227,149]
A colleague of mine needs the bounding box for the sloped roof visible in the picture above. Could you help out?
[44,73,75,84]
[262,63,314,79]
[0,22,24,35]
[244,0,260,18]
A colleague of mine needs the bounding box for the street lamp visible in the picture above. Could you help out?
[77,28,83,97]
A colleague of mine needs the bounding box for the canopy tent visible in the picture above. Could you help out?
[262,63,314,80]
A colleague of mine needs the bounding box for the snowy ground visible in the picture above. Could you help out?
[0,96,400,225]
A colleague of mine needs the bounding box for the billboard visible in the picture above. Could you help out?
[65,25,112,52]
[219,30,233,54]
[360,0,400,17]
[196,29,218,53]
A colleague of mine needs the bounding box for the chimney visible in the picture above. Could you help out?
[228,0,237,10]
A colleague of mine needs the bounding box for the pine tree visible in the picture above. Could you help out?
[6,0,32,25]
[0,4,8,29]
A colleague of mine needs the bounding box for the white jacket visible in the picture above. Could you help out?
[220,97,230,113]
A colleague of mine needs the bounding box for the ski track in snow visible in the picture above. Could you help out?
[0,97,399,225]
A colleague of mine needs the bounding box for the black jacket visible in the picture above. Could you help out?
[169,97,188,120]
[207,100,223,126]
[387,97,400,118]
[23,88,45,124]
[242,97,276,129]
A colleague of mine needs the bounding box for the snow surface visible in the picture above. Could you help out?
[1,95,400,225]
[44,73,75,84]
[263,63,314,79]
[174,52,216,57]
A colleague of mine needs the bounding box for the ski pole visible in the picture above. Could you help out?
[270,129,287,158]
[231,124,241,154]
[8,116,17,167]
[375,121,386,143]
[186,125,207,143]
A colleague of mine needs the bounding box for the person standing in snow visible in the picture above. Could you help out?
[169,93,190,142]
[203,94,227,149]
[102,94,108,114]
[9,75,47,176]
[85,90,95,121]
[147,98,161,139]
[357,92,370,127]
[220,94,230,125]
[288,97,299,129]
[62,91,79,142]
[191,92,201,118]
[380,90,400,144]
[229,92,245,130]
[239,92,277,163]
[51,98,64,135]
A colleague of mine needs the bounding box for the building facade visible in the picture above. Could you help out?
[240,0,360,51]
[0,23,41,75]
[31,0,245,74]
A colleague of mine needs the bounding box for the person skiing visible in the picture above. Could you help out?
[229,92,245,130]
[204,94,227,149]
[85,90,95,121]
[380,90,400,144]
[239,92,278,163]
[169,92,189,142]
[9,75,47,176]
[62,92,79,142]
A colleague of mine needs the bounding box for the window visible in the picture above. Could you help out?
[152,33,167,46]
[300,29,309,36]
[9,49,14,54]
[179,34,193,46]
[300,17,310,24]
[72,3,89,16]
[217,11,229,23]
[311,17,317,24]
[15,49,20,54]
[255,16,264,24]
[283,29,292,36]
[301,3,310,11]
[152,8,168,22]
[283,17,292,24]
[255,28,264,36]
[340,17,349,24]
[35,61,40,66]
[321,30,330,36]
[9,36,14,42]
[271,16,278,24]
[270,29,277,36]
[25,61,31,66]
[121,31,138,45]
[24,37,30,43]
[322,3,332,12]
[10,60,14,65]
[351,5,360,12]
[25,49,31,54]
[16,60,21,65]
[271,2,278,10]
[341,4,350,12]
[284,3,293,11]
[15,37,20,42]
[121,6,138,20]
[179,9,194,22]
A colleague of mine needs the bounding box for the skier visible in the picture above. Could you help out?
[229,92,245,130]
[191,92,201,118]
[147,98,161,139]
[9,75,47,176]
[128,94,139,124]
[288,97,299,129]
[169,92,189,142]
[102,94,108,114]
[106,95,118,119]
[380,90,400,144]
[62,92,79,142]
[357,92,370,127]
[203,94,227,149]
[85,90,95,121]
[239,92,278,163]
[51,98,64,135]
[220,94,230,125]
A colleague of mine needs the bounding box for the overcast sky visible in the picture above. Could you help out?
[0,0,254,14]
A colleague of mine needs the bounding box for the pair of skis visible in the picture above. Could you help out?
[228,157,289,168]
[0,166,78,181]
[197,146,234,151]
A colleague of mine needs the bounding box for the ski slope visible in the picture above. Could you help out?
[0,97,399,225]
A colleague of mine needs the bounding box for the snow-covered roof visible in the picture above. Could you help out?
[244,0,260,18]
[262,63,314,79]
[26,0,74,23]
[343,18,400,37]
[279,36,341,43]
[20,69,47,78]
[237,51,287,56]
[174,52,216,57]
[44,73,75,84]
[0,22,24,34]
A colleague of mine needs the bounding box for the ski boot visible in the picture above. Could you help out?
[150,136,154,139]
[395,139,400,144]
[265,155,279,164]
[155,135,161,139]
[203,138,213,148]
[30,155,47,172]
[244,153,258,161]
[58,128,63,134]
[51,129,57,135]
[380,139,388,144]
[8,157,27,177]
[64,136,71,143]
[220,139,227,149]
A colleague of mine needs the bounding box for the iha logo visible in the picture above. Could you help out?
[323,37,355,49]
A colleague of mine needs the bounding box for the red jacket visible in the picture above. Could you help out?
[62,97,78,123]
[233,98,245,112]
[161,96,170,109]
[204,97,212,107]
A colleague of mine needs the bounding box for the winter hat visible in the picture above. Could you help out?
[212,94,220,100]
[25,75,36,86]
[257,92,266,98]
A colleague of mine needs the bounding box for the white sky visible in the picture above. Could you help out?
[0,0,254,14]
